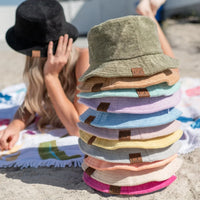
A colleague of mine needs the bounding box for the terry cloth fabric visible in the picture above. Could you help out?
[0,84,83,168]
[79,129,183,150]
[79,16,179,82]
[78,68,179,92]
[83,173,177,195]
[78,120,182,140]
[176,77,200,154]
[78,89,181,114]
[84,154,177,171]
[78,139,182,163]
[77,81,181,99]
[6,0,79,57]
[82,158,182,186]
[79,108,182,129]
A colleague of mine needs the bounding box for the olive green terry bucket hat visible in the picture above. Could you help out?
[79,16,179,82]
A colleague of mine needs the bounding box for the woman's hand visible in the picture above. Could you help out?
[44,34,73,77]
[0,128,20,151]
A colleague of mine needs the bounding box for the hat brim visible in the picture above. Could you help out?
[6,22,79,57]
[78,120,182,140]
[83,173,177,195]
[79,53,179,82]
[78,90,181,114]
[78,68,180,92]
[80,129,183,150]
[78,139,182,163]
[78,81,181,99]
[84,154,177,171]
[82,158,182,186]
[79,108,182,129]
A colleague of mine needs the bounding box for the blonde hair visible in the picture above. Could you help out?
[20,46,79,131]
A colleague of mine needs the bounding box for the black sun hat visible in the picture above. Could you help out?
[6,0,79,57]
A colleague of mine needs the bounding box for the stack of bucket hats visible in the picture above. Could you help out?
[77,16,183,196]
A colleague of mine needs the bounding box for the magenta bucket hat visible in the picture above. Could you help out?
[78,90,181,114]
[83,173,177,195]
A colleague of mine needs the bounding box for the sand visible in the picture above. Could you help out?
[0,19,200,200]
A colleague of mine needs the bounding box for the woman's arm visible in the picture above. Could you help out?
[44,34,89,137]
[0,106,34,150]
[74,47,89,115]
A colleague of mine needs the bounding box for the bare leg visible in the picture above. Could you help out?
[136,0,152,17]
[150,0,166,16]
[136,0,174,58]
[151,16,175,58]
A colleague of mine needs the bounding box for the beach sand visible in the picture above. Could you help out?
[0,19,200,200]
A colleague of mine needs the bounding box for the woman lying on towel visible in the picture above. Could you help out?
[0,0,89,150]
[0,0,174,151]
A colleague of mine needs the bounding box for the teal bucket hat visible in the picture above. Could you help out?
[79,108,182,129]
[79,15,179,82]
[77,81,181,99]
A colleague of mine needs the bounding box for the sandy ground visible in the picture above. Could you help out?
[0,19,200,200]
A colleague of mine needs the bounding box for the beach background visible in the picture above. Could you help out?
[0,0,200,199]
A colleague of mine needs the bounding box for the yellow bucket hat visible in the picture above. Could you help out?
[79,129,183,150]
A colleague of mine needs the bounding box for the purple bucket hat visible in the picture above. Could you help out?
[78,90,181,114]
[77,120,181,140]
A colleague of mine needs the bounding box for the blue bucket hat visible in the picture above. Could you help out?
[79,108,182,129]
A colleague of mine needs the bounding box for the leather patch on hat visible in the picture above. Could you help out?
[129,153,142,163]
[164,69,172,76]
[84,155,88,159]
[131,68,145,77]
[109,185,121,195]
[91,83,103,92]
[84,116,95,125]
[136,88,150,97]
[32,50,41,57]
[85,167,95,176]
[118,130,131,141]
[97,102,110,112]
[87,136,96,145]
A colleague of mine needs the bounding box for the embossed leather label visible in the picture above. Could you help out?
[97,102,110,112]
[129,153,142,163]
[91,83,103,92]
[85,167,95,176]
[32,50,41,57]
[84,116,95,125]
[87,136,96,145]
[118,130,131,141]
[136,88,150,97]
[131,67,145,77]
[109,185,121,194]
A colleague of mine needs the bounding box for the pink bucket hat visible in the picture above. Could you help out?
[78,68,179,92]
[78,89,181,114]
[84,154,177,171]
[78,120,181,140]
[82,158,182,186]
[83,173,177,195]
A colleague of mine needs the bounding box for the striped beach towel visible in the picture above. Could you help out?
[0,77,200,168]
[0,83,83,168]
